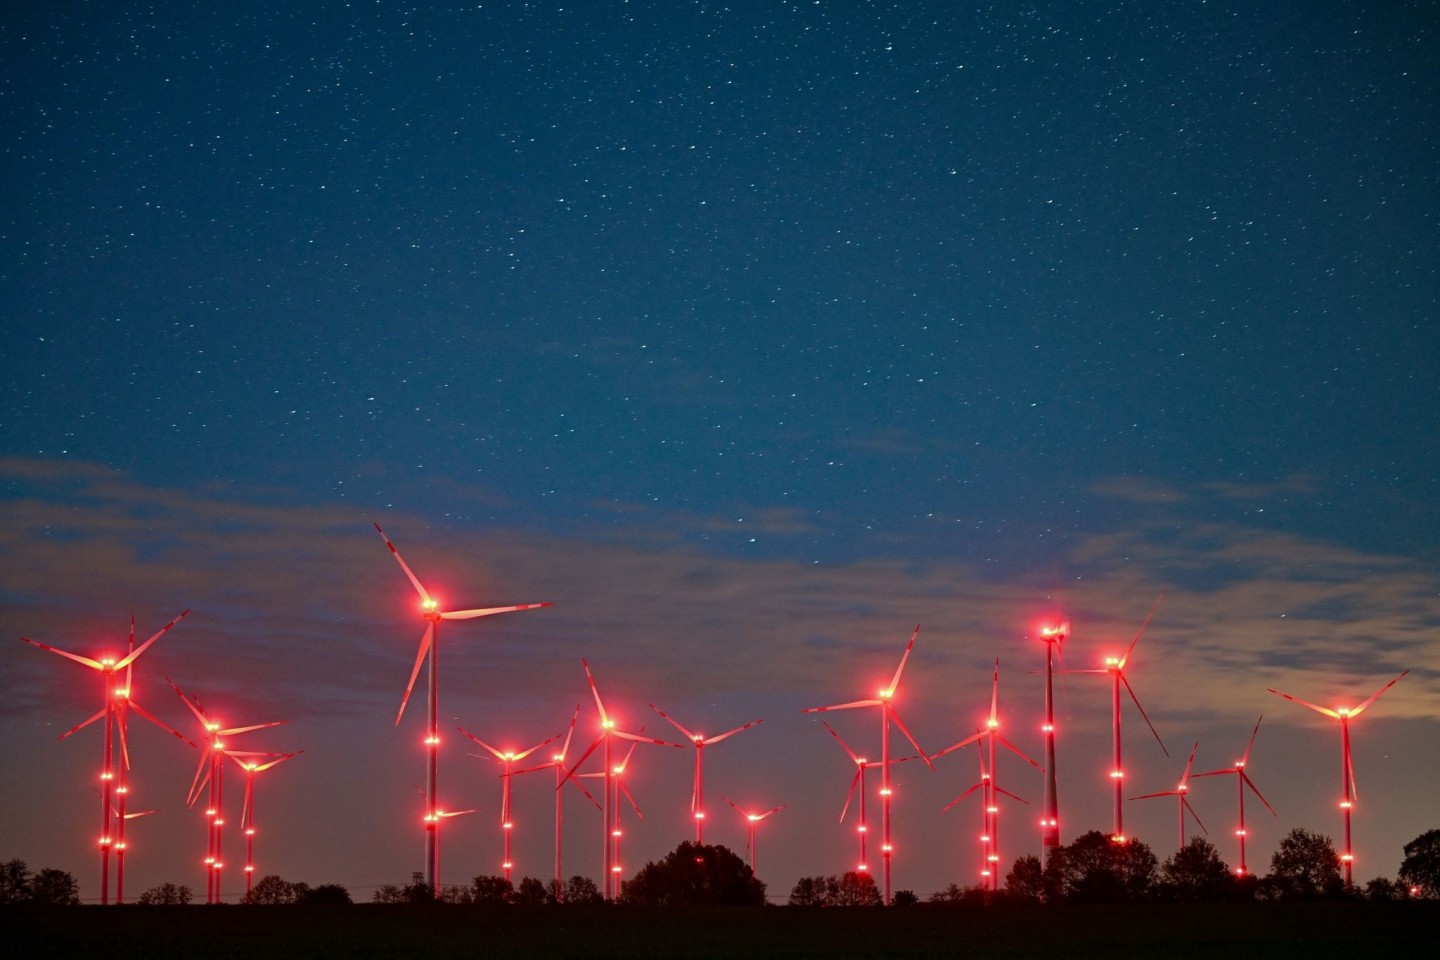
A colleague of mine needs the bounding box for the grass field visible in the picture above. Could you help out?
[10,901,1439,959]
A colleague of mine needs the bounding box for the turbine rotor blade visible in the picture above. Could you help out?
[840,768,862,823]
[1267,688,1339,719]
[218,720,285,737]
[459,729,505,760]
[820,720,861,764]
[442,602,551,620]
[890,707,934,770]
[941,781,985,813]
[803,699,881,713]
[116,609,191,670]
[996,733,1043,770]
[57,707,107,740]
[128,698,196,747]
[1349,669,1410,718]
[1241,771,1278,817]
[888,625,921,693]
[1118,594,1163,670]
[649,703,696,742]
[1182,796,1208,835]
[1121,675,1169,757]
[704,718,764,745]
[396,623,433,726]
[994,785,1030,805]
[931,731,983,760]
[374,523,432,603]
[582,659,609,727]
[1241,716,1264,765]
[20,637,104,672]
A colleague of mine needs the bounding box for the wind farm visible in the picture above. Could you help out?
[5,528,1434,910]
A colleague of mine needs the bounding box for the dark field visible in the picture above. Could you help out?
[10,902,1439,959]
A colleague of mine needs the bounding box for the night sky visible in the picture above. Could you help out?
[3,1,1436,903]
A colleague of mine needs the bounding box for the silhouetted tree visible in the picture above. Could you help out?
[243,874,301,904]
[1363,877,1408,901]
[1266,827,1343,900]
[438,885,473,904]
[27,868,80,906]
[926,883,966,904]
[621,842,765,906]
[137,882,193,905]
[831,871,883,906]
[1045,831,1158,903]
[1399,829,1440,899]
[891,889,918,906]
[1004,855,1045,902]
[371,884,405,904]
[560,875,602,904]
[788,876,828,906]
[1160,837,1235,902]
[470,875,514,904]
[514,876,547,905]
[373,879,436,903]
[296,883,351,905]
[403,879,436,903]
[1,859,31,904]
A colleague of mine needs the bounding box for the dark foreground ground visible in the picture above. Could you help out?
[10,901,1440,959]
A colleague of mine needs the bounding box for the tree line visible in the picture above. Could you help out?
[6,828,1437,906]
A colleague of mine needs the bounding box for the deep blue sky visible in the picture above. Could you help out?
[3,1,1436,903]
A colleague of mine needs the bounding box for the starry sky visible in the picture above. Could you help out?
[2,1,1437,903]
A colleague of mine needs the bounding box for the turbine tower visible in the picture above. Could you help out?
[1268,670,1408,889]
[512,704,601,900]
[649,703,763,843]
[1130,741,1206,852]
[1064,598,1168,843]
[374,522,551,893]
[561,660,684,899]
[1192,716,1276,877]
[721,796,785,875]
[1036,620,1067,863]
[460,727,559,883]
[933,659,1039,891]
[803,625,934,903]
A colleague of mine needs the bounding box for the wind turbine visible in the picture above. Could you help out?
[460,727,559,883]
[802,626,935,904]
[1063,598,1168,843]
[512,704,601,900]
[561,659,684,899]
[1191,716,1276,877]
[1130,741,1207,852]
[21,609,191,904]
[228,750,300,898]
[932,659,1040,891]
[721,796,785,876]
[649,703,763,843]
[1268,670,1409,889]
[373,522,551,893]
[168,679,286,904]
[1036,619,1067,863]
